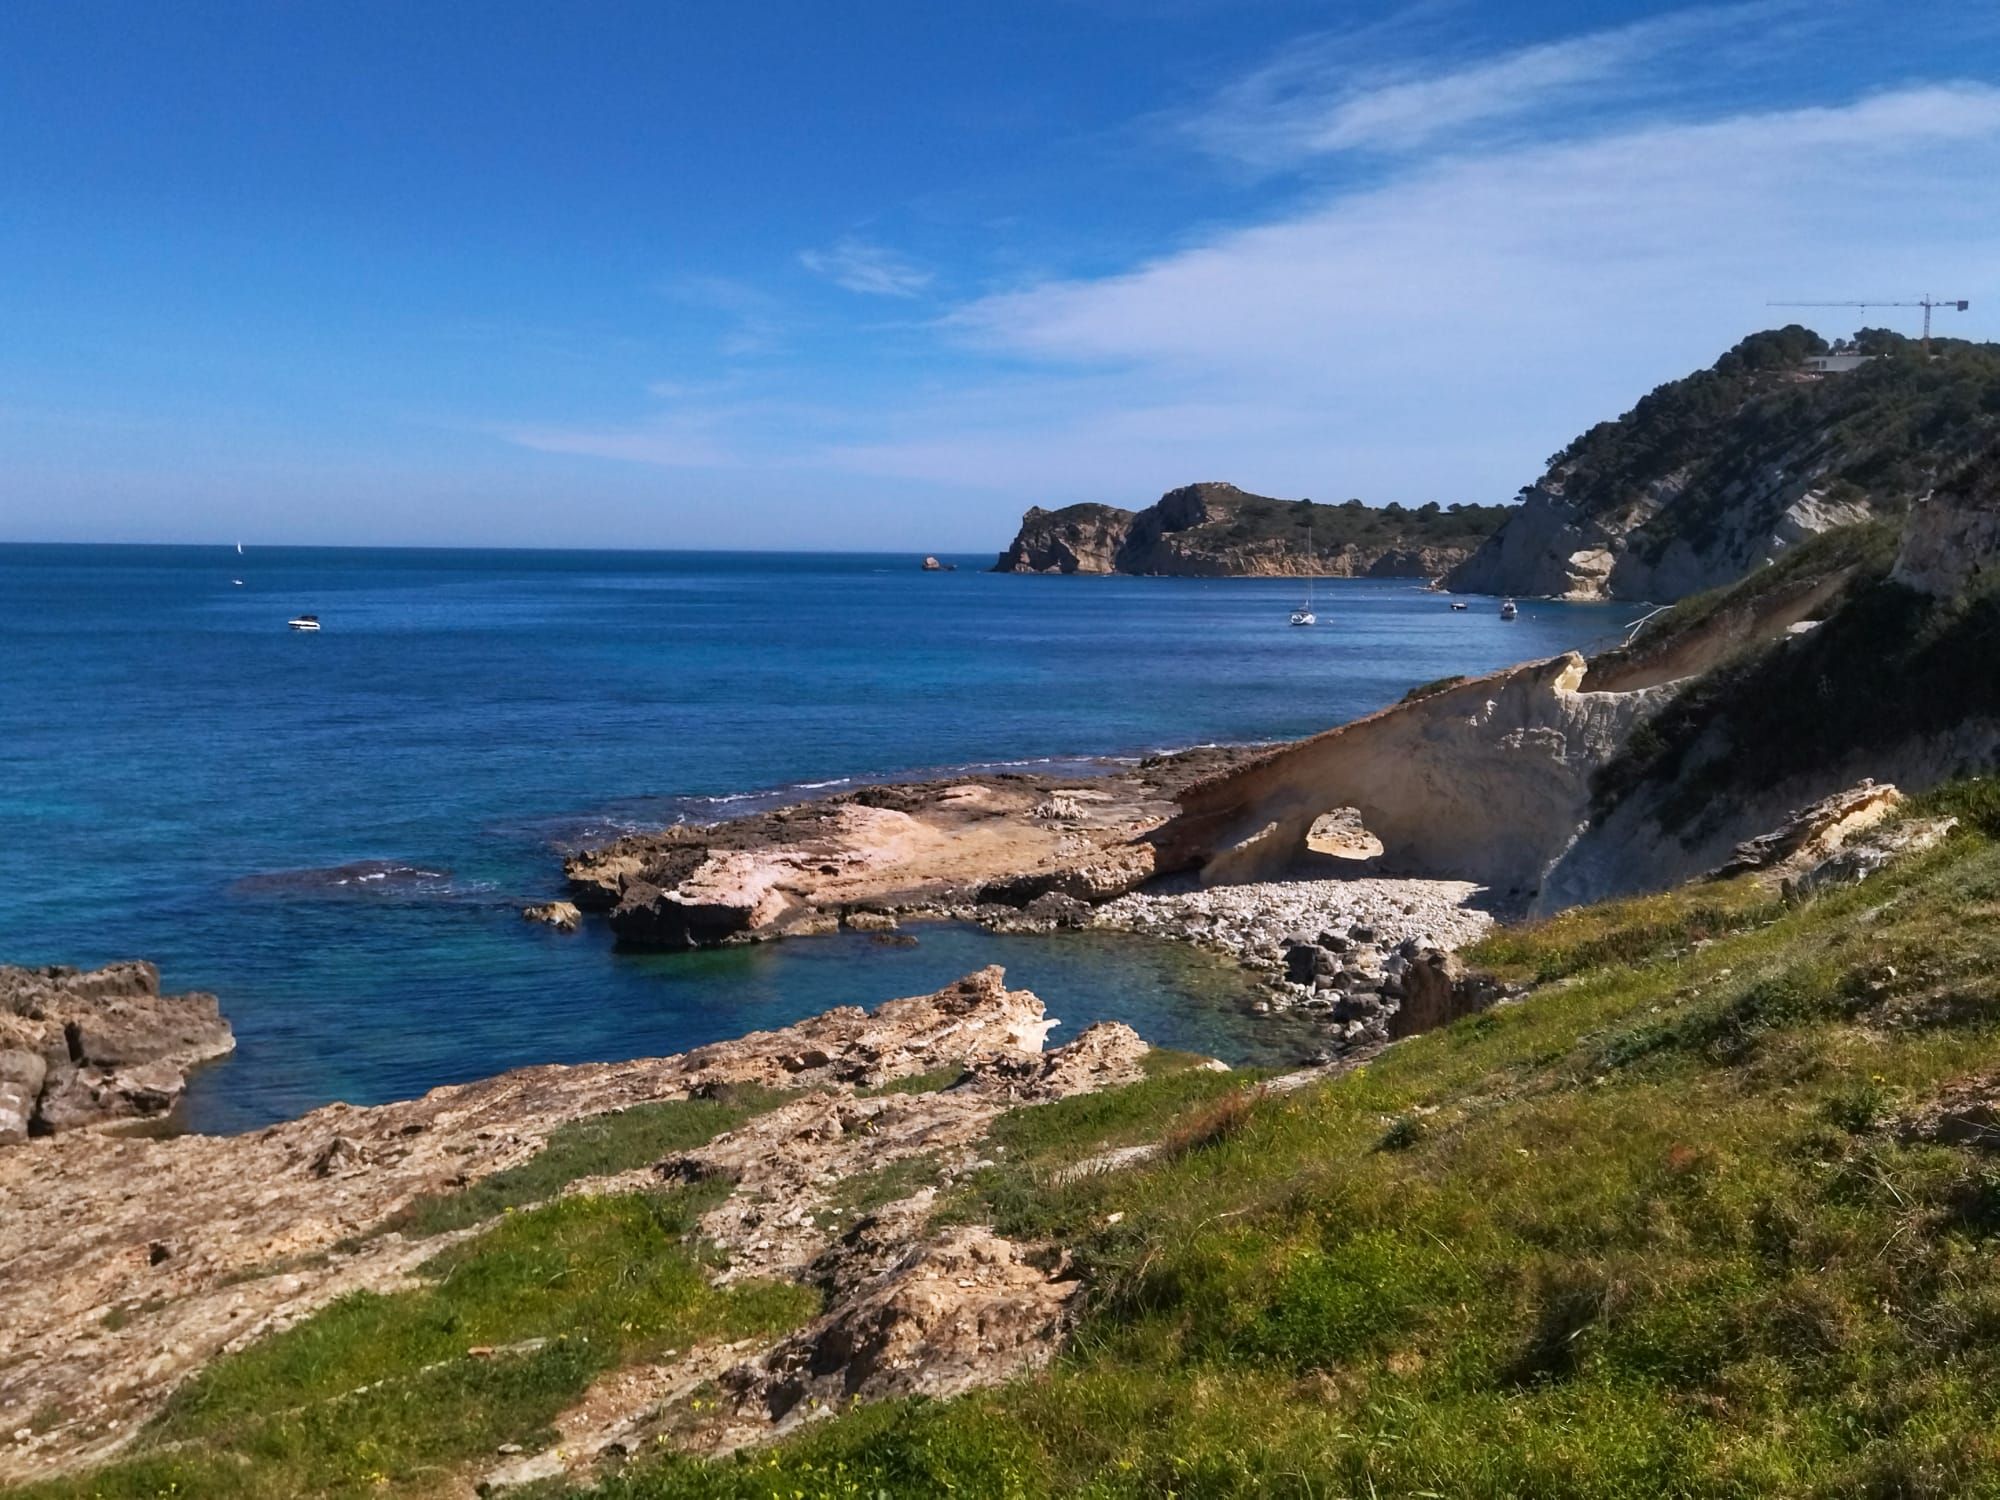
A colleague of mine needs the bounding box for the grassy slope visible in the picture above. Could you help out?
[584,784,2000,1499]
[26,798,2000,1498]
[13,1098,812,1500]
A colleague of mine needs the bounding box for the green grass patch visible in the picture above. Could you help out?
[18,1192,815,1500]
[384,1092,785,1239]
[823,1153,947,1223]
[1464,875,1776,984]
[854,1063,967,1097]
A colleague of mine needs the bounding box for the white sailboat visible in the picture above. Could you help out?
[1290,507,1317,626]
[1290,583,1316,627]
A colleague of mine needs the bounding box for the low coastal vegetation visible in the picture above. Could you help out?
[574,789,2000,1497]
[1540,329,2000,561]
[995,481,1510,576]
[19,1192,814,1500]
[380,1090,788,1239]
[25,788,2000,1497]
[1596,516,2000,839]
[1448,327,2000,601]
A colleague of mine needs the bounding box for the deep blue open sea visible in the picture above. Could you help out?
[0,545,1630,1131]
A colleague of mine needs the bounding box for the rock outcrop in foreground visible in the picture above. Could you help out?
[995,483,1507,577]
[0,968,1152,1483]
[0,962,233,1144]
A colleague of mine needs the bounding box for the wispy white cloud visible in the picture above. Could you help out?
[1183,1,1805,166]
[798,236,934,297]
[507,17,2000,523]
[657,273,790,356]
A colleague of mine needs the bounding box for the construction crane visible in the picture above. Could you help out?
[1766,295,1970,353]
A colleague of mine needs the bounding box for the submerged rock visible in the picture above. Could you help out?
[521,900,582,931]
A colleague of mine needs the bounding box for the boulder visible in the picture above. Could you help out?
[1387,946,1507,1038]
[609,853,794,950]
[521,900,582,931]
[1712,781,1905,881]
[1284,943,1335,985]
[0,1049,46,1145]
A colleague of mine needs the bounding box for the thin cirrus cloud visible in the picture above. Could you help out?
[1181,0,1807,167]
[836,84,2000,501]
[511,9,2000,516]
[798,237,934,297]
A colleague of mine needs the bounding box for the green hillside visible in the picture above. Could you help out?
[582,783,2000,1497]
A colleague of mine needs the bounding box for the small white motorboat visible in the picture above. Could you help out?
[1290,608,1316,627]
[1449,600,1468,611]
[287,614,321,632]
[232,578,245,586]
[1500,598,1519,620]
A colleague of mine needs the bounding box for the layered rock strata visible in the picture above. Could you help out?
[1150,653,1676,907]
[0,962,233,1144]
[0,967,1145,1481]
[567,750,1252,950]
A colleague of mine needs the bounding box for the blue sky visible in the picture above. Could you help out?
[3,0,1998,548]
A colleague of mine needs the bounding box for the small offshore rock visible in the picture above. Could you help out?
[521,900,582,932]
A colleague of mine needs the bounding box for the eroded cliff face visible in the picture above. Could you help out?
[1893,472,2000,597]
[1447,330,2000,602]
[993,503,1131,574]
[1152,655,1677,904]
[1447,461,1877,603]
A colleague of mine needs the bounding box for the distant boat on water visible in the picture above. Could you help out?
[1500,598,1518,620]
[1449,601,1468,611]
[287,614,320,632]
[1290,509,1318,625]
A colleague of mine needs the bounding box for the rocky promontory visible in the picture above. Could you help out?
[564,748,1256,949]
[995,482,1508,577]
[0,962,234,1144]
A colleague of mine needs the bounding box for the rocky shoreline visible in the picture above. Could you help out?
[560,745,1260,949]
[0,963,234,1143]
[548,733,1524,1063]
[1091,875,1506,1054]
[0,968,1170,1484]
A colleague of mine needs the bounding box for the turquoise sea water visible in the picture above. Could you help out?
[0,545,1630,1131]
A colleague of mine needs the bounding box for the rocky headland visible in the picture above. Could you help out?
[1446,326,2000,601]
[994,482,1507,577]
